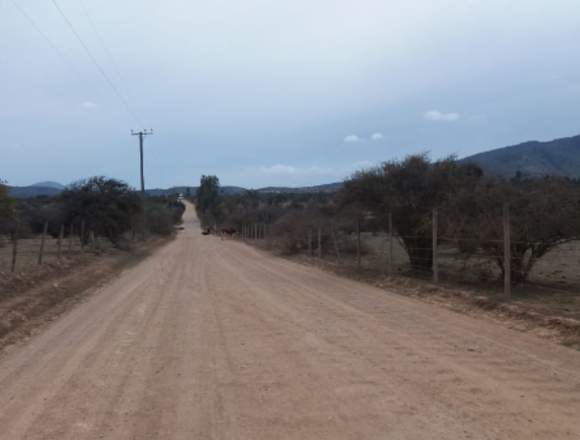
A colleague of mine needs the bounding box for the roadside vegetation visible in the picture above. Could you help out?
[0,176,186,345]
[194,155,580,289]
[0,175,185,289]
[1,176,185,245]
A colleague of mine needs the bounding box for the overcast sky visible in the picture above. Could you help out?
[2,0,580,188]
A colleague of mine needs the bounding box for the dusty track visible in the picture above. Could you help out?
[0,203,579,439]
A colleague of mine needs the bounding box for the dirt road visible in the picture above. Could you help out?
[1,203,579,440]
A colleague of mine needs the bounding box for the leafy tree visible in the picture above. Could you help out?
[446,176,580,284]
[0,180,15,233]
[196,175,221,227]
[60,177,140,245]
[341,154,483,269]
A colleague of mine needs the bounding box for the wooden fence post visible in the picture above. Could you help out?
[68,224,74,252]
[11,230,18,273]
[317,226,322,258]
[307,229,313,257]
[356,217,361,270]
[90,230,96,251]
[331,222,341,261]
[57,225,64,260]
[503,203,511,298]
[38,221,48,265]
[387,212,393,276]
[80,220,86,252]
[432,208,439,283]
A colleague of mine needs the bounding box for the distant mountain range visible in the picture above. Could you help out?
[255,182,342,194]
[8,134,580,198]
[7,182,63,198]
[7,182,342,199]
[31,181,65,190]
[145,186,246,197]
[463,134,580,178]
[145,182,342,197]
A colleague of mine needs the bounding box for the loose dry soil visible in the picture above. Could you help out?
[0,202,579,439]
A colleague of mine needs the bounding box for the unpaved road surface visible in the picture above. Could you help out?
[1,204,579,440]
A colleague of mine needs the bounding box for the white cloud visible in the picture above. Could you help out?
[423,110,460,122]
[258,164,332,176]
[259,164,297,175]
[353,160,375,169]
[80,101,98,110]
[344,134,363,143]
[345,133,383,143]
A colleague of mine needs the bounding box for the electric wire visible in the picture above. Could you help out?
[9,0,84,82]
[49,0,142,126]
[77,0,136,110]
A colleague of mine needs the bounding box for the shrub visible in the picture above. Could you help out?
[341,154,483,269]
[0,181,15,234]
[60,177,140,245]
[445,176,580,284]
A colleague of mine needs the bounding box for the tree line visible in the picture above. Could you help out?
[195,155,580,285]
[0,177,185,245]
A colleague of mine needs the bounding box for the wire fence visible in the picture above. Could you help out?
[0,221,121,275]
[235,206,580,300]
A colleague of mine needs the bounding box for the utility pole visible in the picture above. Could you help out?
[131,129,153,240]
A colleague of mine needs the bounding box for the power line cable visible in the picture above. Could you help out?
[77,0,135,103]
[9,0,85,82]
[49,0,142,126]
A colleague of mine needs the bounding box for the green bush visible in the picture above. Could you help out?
[60,177,140,245]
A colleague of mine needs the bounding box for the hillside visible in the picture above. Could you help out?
[464,134,580,178]
[31,181,65,190]
[256,182,342,194]
[8,185,62,198]
[145,186,246,197]
[146,183,342,196]
[8,182,342,199]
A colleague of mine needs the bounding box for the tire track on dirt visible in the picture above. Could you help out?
[0,204,579,439]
